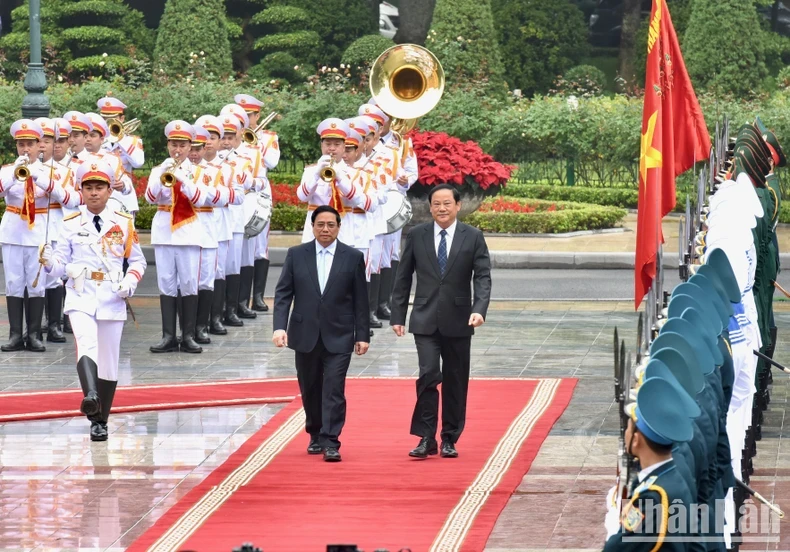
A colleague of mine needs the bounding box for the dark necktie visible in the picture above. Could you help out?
[93,214,102,233]
[438,229,447,276]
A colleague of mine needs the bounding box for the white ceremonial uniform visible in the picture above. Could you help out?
[380,131,418,263]
[104,134,144,172]
[237,143,270,266]
[254,129,279,262]
[43,162,80,290]
[207,159,245,280]
[220,152,254,276]
[354,157,389,279]
[145,159,207,296]
[297,161,375,249]
[193,161,229,291]
[76,149,137,214]
[46,206,146,381]
[0,160,81,297]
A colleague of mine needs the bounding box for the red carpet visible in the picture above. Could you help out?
[0,378,299,422]
[128,377,576,552]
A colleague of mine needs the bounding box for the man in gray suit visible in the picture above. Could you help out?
[390,184,492,459]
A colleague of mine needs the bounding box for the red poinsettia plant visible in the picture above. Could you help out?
[406,130,514,199]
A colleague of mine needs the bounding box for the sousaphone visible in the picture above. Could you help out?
[370,44,444,233]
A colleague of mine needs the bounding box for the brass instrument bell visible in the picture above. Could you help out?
[160,155,186,187]
[319,160,336,183]
[107,118,141,143]
[14,157,31,180]
[242,111,279,146]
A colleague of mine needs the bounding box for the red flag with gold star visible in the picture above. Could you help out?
[634,0,710,308]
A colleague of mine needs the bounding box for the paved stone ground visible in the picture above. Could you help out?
[0,300,788,551]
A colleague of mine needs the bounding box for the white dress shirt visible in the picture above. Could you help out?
[316,239,337,293]
[637,458,672,483]
[434,220,457,256]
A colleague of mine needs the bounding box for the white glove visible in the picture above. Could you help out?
[31,165,50,190]
[604,485,622,538]
[14,155,29,167]
[316,155,333,171]
[115,276,136,299]
[40,244,54,268]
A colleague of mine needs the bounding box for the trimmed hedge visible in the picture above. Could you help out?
[504,183,693,212]
[464,198,626,234]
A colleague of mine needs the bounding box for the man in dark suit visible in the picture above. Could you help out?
[272,205,370,462]
[391,184,492,459]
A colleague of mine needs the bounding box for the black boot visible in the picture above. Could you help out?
[25,296,46,352]
[150,295,179,353]
[368,275,382,328]
[210,279,228,335]
[1,296,25,352]
[46,287,66,343]
[252,258,270,312]
[195,289,213,344]
[76,356,101,417]
[224,274,244,327]
[377,267,393,319]
[90,378,117,442]
[237,266,257,319]
[180,294,203,353]
[63,313,73,334]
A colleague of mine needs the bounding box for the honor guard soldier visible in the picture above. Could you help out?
[604,377,695,551]
[145,121,210,353]
[235,93,279,312]
[187,124,233,344]
[34,117,77,343]
[0,119,82,352]
[297,118,375,252]
[84,113,136,212]
[195,115,246,336]
[221,103,269,320]
[40,160,146,441]
[97,95,144,172]
[370,97,420,320]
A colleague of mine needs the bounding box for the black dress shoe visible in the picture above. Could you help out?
[440,441,458,458]
[90,420,108,442]
[323,447,342,462]
[376,304,391,320]
[369,329,374,338]
[369,311,383,328]
[307,437,322,455]
[409,437,438,459]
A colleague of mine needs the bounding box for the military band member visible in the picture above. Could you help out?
[373,99,419,320]
[97,95,144,172]
[217,114,255,328]
[0,120,81,352]
[40,160,146,441]
[34,117,76,343]
[187,124,232,344]
[195,115,246,335]
[84,113,136,212]
[145,121,210,353]
[235,93,279,312]
[221,103,269,320]
[52,117,74,167]
[63,111,93,171]
[297,119,375,255]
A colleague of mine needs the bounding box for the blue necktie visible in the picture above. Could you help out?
[93,215,102,233]
[438,229,447,276]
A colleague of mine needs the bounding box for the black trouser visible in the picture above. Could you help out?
[411,331,471,444]
[294,335,352,449]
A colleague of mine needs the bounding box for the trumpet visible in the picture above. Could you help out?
[242,111,278,146]
[160,155,187,187]
[107,118,141,143]
[14,156,31,180]
[319,160,336,183]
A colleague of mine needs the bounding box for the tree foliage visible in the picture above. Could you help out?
[341,34,395,68]
[427,0,506,95]
[683,0,769,96]
[153,0,233,78]
[491,0,588,96]
[0,0,153,78]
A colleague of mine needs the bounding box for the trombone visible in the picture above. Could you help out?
[160,154,187,187]
[107,118,141,144]
[242,111,278,146]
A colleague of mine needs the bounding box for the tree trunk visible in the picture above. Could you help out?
[366,0,380,33]
[393,0,436,45]
[618,0,642,90]
[772,0,780,33]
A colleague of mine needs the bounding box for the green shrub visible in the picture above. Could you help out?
[250,5,310,27]
[683,0,769,96]
[552,65,607,97]
[270,204,305,231]
[427,0,507,95]
[491,0,588,96]
[464,198,626,233]
[153,0,233,79]
[248,52,304,83]
[134,203,156,230]
[341,35,395,68]
[505,184,640,208]
[419,82,507,143]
